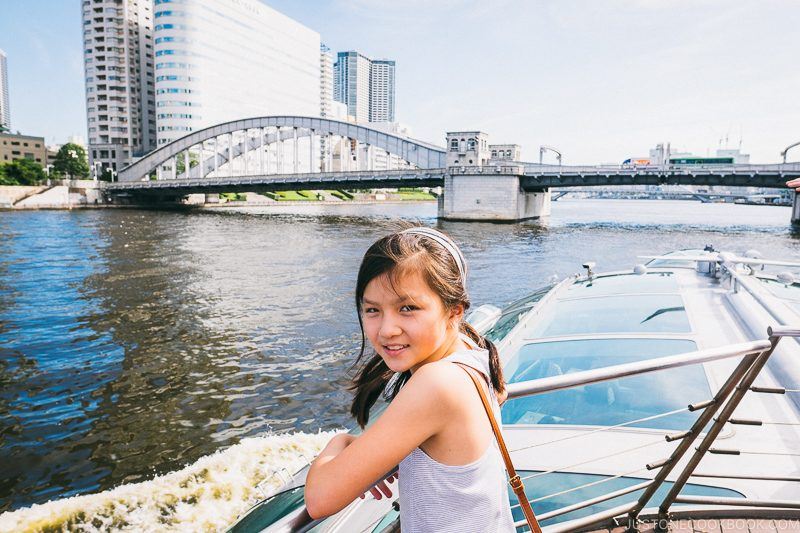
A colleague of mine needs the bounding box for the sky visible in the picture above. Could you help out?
[0,0,798,164]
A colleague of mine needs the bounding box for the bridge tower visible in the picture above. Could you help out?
[439,131,551,222]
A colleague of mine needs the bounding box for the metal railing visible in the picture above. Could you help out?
[502,326,800,533]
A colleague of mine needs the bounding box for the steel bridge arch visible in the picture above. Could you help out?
[118,116,446,182]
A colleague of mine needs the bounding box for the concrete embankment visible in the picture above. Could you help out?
[0,181,105,210]
[1,183,437,210]
[0,185,49,207]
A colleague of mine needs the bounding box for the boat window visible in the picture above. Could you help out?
[528,294,690,337]
[484,284,554,343]
[510,471,743,527]
[227,486,305,532]
[646,249,710,268]
[502,338,707,429]
[564,272,678,298]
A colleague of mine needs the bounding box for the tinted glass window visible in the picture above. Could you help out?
[502,338,707,429]
[646,249,711,268]
[484,285,554,343]
[228,486,305,532]
[511,471,743,527]
[528,294,690,337]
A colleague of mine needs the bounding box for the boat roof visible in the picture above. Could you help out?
[486,249,800,529]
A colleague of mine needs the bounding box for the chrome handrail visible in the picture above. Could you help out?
[506,340,772,400]
[511,326,800,533]
[725,265,800,327]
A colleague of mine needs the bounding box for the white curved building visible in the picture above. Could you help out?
[153,0,320,146]
[0,48,10,131]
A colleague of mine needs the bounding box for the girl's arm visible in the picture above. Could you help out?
[304,362,460,519]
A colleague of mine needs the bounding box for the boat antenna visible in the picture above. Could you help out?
[582,261,596,281]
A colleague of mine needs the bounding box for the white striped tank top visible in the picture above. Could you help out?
[397,338,516,532]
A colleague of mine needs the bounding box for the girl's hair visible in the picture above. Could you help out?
[349,227,505,427]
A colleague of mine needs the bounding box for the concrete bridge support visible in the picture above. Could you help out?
[438,170,551,222]
[792,192,800,225]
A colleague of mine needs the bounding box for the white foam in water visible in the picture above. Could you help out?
[0,431,339,533]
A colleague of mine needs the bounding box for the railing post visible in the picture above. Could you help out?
[626,351,760,529]
[655,332,782,522]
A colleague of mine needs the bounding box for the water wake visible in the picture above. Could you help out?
[0,431,337,533]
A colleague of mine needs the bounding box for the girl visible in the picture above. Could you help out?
[305,226,516,532]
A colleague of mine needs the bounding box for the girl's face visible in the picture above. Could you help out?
[361,269,462,373]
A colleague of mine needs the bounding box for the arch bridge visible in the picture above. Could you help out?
[117,116,446,184]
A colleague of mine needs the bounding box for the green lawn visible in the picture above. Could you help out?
[395,189,436,201]
[274,190,318,201]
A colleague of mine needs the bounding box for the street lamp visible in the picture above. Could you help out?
[539,145,563,166]
[67,149,78,181]
[781,141,800,163]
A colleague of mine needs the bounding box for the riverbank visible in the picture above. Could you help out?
[0,183,438,211]
[201,198,436,208]
[0,181,104,210]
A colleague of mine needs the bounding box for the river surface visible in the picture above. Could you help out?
[0,199,797,530]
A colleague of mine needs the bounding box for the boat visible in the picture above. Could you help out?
[226,247,800,532]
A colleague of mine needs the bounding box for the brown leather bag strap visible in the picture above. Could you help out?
[456,364,542,533]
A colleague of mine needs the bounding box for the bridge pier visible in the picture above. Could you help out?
[439,168,551,222]
[792,192,800,225]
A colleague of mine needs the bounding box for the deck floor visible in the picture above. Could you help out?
[587,518,800,532]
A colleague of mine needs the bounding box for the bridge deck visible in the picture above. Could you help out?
[107,164,799,195]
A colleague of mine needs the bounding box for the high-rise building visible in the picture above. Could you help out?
[320,44,333,118]
[153,0,320,146]
[369,59,395,122]
[334,51,371,122]
[333,51,396,124]
[0,48,11,131]
[82,0,157,174]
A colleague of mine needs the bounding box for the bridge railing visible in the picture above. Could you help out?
[104,168,448,191]
[522,162,800,174]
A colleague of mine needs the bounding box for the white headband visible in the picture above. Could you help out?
[400,227,466,283]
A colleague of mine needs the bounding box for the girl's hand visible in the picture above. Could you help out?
[787,178,800,191]
[360,468,399,500]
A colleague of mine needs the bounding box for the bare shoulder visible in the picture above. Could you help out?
[403,361,475,406]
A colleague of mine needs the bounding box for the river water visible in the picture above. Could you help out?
[0,199,796,530]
